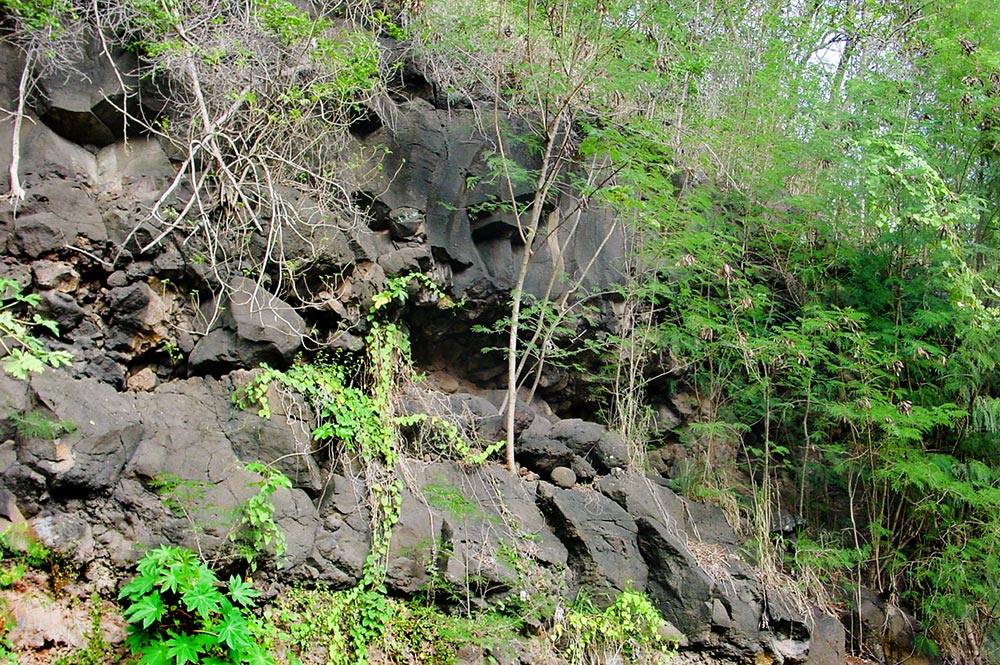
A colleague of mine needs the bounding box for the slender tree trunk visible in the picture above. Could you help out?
[502,116,562,472]
[7,49,33,204]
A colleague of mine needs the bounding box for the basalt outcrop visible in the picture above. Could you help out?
[0,31,861,665]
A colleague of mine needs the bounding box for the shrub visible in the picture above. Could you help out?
[119,545,275,665]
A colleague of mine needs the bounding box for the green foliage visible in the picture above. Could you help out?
[150,474,209,519]
[230,463,292,572]
[0,525,50,588]
[0,0,74,32]
[276,586,389,665]
[119,544,274,665]
[235,274,469,592]
[0,279,73,379]
[8,410,76,440]
[555,587,679,665]
[272,586,517,665]
[421,483,478,520]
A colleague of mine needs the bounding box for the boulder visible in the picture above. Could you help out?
[548,418,629,473]
[355,100,624,300]
[9,180,106,257]
[21,372,142,492]
[32,260,79,292]
[516,416,572,474]
[38,290,86,331]
[33,30,154,147]
[190,277,305,374]
[536,482,646,598]
[550,466,575,488]
[386,461,567,597]
[105,281,171,356]
[594,474,817,659]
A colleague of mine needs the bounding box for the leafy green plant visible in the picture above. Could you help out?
[272,585,388,665]
[0,524,51,588]
[272,586,516,665]
[0,279,73,379]
[554,587,680,665]
[8,410,76,440]
[230,463,292,572]
[119,544,275,665]
[161,341,184,365]
[0,0,74,32]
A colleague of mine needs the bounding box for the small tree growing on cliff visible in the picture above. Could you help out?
[413,0,692,470]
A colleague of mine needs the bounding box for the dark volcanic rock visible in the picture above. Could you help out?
[9,180,106,257]
[190,277,305,374]
[516,416,627,476]
[548,418,629,473]
[387,460,567,596]
[105,282,171,356]
[516,416,573,474]
[355,100,625,300]
[23,372,142,492]
[33,31,154,147]
[536,482,646,598]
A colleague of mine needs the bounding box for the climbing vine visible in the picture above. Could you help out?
[234,273,489,662]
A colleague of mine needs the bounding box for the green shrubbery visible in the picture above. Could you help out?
[119,545,274,665]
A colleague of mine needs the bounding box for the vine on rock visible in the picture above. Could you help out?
[234,273,474,663]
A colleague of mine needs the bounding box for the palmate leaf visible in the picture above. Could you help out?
[158,562,185,595]
[137,638,172,665]
[123,592,167,629]
[119,572,158,600]
[217,606,251,652]
[227,575,260,607]
[184,576,224,620]
[241,643,278,665]
[164,630,209,665]
[3,349,46,380]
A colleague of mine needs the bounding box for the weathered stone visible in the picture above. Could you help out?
[0,69,99,186]
[105,281,170,355]
[228,276,304,353]
[38,290,85,331]
[570,455,597,482]
[32,260,80,292]
[548,418,629,473]
[806,606,846,665]
[377,245,432,276]
[22,372,143,492]
[190,277,305,374]
[10,181,106,257]
[106,271,128,288]
[33,30,152,147]
[356,100,624,300]
[94,139,176,198]
[516,416,572,474]
[388,207,425,239]
[125,367,158,392]
[400,390,505,448]
[550,466,576,488]
[386,461,567,596]
[536,482,646,597]
[223,404,323,494]
[594,473,771,655]
[31,511,95,563]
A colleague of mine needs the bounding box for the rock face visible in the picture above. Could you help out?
[189,276,306,374]
[0,367,842,662]
[354,99,625,299]
[0,33,847,665]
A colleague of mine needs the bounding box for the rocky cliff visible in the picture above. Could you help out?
[0,28,857,665]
